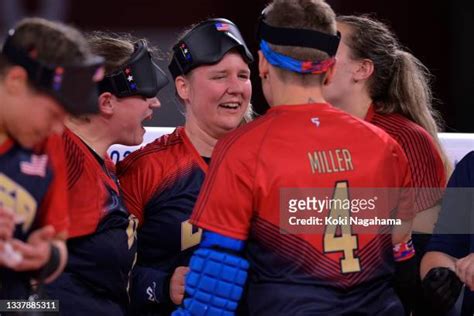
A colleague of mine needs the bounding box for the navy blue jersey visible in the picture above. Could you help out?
[45,129,136,316]
[0,135,69,299]
[117,127,207,315]
[427,151,474,315]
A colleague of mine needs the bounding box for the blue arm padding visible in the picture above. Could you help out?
[199,231,245,252]
[172,231,248,316]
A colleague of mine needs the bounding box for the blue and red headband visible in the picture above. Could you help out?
[260,40,335,74]
[257,11,340,74]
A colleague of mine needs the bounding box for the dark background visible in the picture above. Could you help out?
[2,0,473,132]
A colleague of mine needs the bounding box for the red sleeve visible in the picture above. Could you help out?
[117,152,163,225]
[390,140,416,221]
[397,129,446,211]
[38,134,69,238]
[191,132,257,240]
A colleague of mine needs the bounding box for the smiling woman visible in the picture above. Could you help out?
[178,51,252,149]
[116,18,253,316]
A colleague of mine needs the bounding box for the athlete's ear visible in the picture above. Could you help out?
[353,58,374,82]
[98,92,114,116]
[258,50,269,80]
[323,60,336,86]
[3,66,29,96]
[175,75,190,102]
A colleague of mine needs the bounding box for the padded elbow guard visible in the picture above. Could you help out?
[173,232,249,316]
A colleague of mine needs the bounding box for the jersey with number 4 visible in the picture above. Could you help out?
[191,104,414,314]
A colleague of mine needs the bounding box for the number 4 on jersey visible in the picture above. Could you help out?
[181,220,202,251]
[323,181,361,274]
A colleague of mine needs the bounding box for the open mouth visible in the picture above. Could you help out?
[140,113,153,131]
[219,102,240,110]
[142,113,153,124]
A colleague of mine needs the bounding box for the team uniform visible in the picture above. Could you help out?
[426,151,474,316]
[366,105,446,315]
[45,129,137,316]
[366,105,446,215]
[0,134,68,299]
[191,103,414,315]
[117,127,208,315]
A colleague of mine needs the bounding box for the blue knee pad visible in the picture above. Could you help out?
[172,232,249,316]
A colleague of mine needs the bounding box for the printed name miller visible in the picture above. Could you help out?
[307,149,354,174]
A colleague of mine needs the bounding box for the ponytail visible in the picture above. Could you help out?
[384,50,452,176]
[338,15,452,177]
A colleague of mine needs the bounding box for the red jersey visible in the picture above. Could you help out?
[192,103,414,291]
[366,105,446,211]
[61,128,126,238]
[35,134,69,236]
[45,129,137,313]
[118,127,208,225]
[117,127,208,315]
